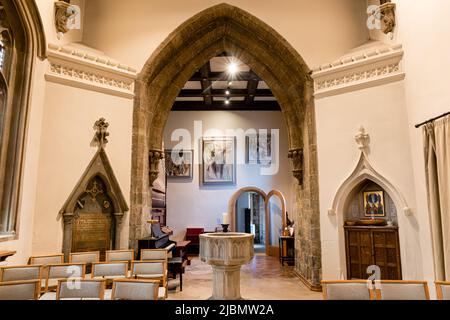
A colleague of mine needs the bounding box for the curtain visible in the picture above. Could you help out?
[423,116,450,281]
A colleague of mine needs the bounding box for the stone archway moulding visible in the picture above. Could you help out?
[131,3,321,289]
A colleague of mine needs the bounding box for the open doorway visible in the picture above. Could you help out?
[235,191,266,254]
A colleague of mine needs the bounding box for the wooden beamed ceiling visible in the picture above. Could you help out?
[173,53,280,111]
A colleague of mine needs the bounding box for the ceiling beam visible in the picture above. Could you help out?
[178,89,273,97]
[200,62,212,105]
[172,101,281,111]
[246,70,259,104]
[190,71,262,82]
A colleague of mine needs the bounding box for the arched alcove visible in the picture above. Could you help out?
[131,3,321,288]
[329,147,411,280]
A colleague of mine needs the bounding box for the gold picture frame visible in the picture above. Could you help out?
[363,190,385,217]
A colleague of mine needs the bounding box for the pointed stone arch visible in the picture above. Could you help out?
[131,3,321,289]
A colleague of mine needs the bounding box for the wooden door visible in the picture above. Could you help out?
[345,228,373,279]
[372,229,402,280]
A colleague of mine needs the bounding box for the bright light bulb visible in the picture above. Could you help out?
[225,90,230,95]
[225,99,230,105]
[227,62,238,74]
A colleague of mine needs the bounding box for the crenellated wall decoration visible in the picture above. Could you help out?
[45,44,137,98]
[312,44,404,99]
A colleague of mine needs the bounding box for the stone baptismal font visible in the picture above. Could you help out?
[199,232,254,300]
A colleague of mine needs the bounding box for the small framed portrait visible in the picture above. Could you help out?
[201,137,236,185]
[363,190,385,217]
[165,149,193,179]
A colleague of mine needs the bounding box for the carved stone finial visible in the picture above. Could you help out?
[380,2,396,34]
[54,1,79,35]
[355,126,370,151]
[92,118,110,148]
[149,150,164,186]
[288,148,303,186]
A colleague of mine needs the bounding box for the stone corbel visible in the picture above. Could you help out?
[288,149,303,186]
[54,1,79,35]
[149,150,164,187]
[380,2,396,34]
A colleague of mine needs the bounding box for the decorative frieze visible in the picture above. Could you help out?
[45,44,137,98]
[312,44,405,99]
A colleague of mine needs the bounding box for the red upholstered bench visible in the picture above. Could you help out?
[185,228,204,254]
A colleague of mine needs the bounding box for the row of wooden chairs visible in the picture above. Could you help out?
[28,249,167,265]
[0,278,160,300]
[322,280,450,300]
[0,249,171,300]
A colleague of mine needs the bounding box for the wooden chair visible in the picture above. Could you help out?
[69,251,100,264]
[40,263,86,299]
[56,279,106,300]
[29,254,64,265]
[140,249,168,262]
[111,279,159,300]
[322,280,374,300]
[105,249,134,264]
[374,280,430,300]
[0,265,42,282]
[0,280,41,300]
[435,281,450,300]
[131,260,167,299]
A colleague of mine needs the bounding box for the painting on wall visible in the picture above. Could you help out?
[363,190,385,217]
[201,137,236,185]
[246,133,273,165]
[165,149,193,179]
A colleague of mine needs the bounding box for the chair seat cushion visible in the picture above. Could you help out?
[39,292,56,300]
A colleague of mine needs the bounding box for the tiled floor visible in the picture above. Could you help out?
[168,254,322,300]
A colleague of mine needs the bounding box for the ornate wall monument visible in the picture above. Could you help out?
[131,4,321,290]
[59,118,129,261]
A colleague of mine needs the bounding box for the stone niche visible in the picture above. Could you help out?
[59,149,128,261]
[344,180,398,225]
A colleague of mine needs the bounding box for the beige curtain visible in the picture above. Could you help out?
[423,116,450,281]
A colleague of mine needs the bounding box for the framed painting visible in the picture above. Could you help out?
[245,132,273,165]
[363,190,385,217]
[165,149,193,179]
[201,137,236,185]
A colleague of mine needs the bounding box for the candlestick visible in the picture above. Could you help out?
[222,212,230,225]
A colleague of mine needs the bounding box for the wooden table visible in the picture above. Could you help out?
[0,251,16,262]
[279,236,295,266]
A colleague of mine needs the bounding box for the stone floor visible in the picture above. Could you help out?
[168,254,322,300]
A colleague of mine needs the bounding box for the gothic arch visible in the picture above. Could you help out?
[131,3,321,289]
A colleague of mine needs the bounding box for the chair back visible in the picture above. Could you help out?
[375,280,430,300]
[140,249,168,261]
[91,262,128,279]
[131,261,165,279]
[322,280,373,300]
[435,281,450,300]
[45,263,86,292]
[0,280,41,300]
[0,265,42,282]
[69,251,100,264]
[29,254,64,265]
[111,279,159,300]
[106,250,134,263]
[56,279,105,300]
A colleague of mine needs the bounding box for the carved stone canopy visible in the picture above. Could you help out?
[380,2,396,34]
[288,148,303,186]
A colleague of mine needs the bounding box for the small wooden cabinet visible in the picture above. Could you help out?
[345,226,402,280]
